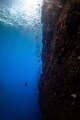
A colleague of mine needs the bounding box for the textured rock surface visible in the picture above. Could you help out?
[39,0,80,119]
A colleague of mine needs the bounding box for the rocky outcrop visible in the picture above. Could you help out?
[41,0,65,71]
[39,0,80,119]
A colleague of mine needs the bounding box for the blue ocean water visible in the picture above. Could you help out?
[0,22,42,120]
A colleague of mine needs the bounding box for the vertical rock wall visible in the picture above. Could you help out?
[41,0,65,72]
[39,0,80,119]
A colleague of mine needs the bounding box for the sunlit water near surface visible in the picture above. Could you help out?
[0,0,43,120]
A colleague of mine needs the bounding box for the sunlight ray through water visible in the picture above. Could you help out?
[0,0,43,120]
[0,0,43,29]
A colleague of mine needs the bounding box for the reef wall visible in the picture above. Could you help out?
[39,0,80,119]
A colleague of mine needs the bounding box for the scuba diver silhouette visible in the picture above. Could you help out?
[25,82,27,86]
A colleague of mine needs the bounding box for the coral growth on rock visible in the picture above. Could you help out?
[39,0,80,119]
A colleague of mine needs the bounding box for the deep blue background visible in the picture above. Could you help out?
[0,23,42,120]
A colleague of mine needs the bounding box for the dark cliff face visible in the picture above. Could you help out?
[41,0,65,71]
[39,0,80,119]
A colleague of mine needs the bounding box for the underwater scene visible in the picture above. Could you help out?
[0,0,43,120]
